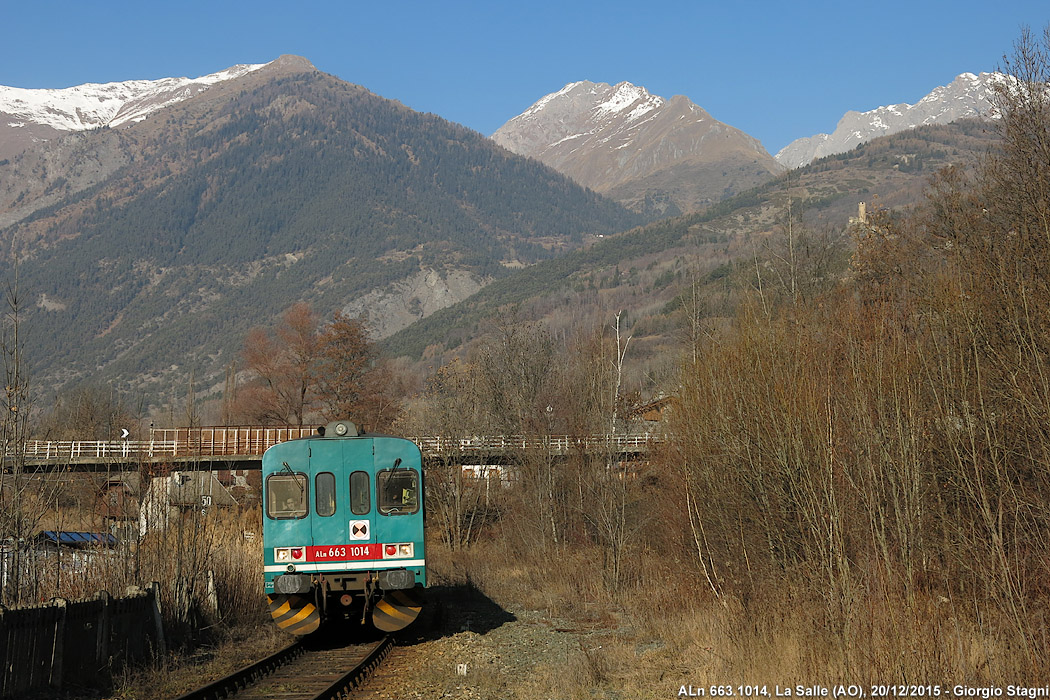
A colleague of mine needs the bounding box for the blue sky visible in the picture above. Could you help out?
[3,1,1047,153]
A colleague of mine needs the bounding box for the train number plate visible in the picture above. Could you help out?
[306,544,379,561]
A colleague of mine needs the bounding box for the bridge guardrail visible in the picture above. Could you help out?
[411,434,659,453]
[6,430,662,464]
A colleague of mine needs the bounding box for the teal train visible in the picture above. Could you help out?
[262,420,426,635]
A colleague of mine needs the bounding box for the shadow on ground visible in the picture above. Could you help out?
[396,583,516,645]
[306,622,387,648]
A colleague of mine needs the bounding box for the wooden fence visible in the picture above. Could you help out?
[0,584,165,698]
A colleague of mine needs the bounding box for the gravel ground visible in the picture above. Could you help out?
[353,584,676,700]
[100,582,686,700]
[358,585,579,700]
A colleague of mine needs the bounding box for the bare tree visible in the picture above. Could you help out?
[474,318,566,549]
[412,359,496,550]
[0,279,61,605]
[584,311,642,590]
[38,384,134,440]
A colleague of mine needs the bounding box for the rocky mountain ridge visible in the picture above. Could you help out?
[775,72,1003,169]
[390,118,1000,364]
[0,61,271,161]
[0,59,641,401]
[0,58,1008,407]
[491,80,783,215]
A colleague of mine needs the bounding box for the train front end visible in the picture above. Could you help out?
[262,420,426,635]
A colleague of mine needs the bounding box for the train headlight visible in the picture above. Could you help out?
[275,547,306,563]
[382,543,414,558]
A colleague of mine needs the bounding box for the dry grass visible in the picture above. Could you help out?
[432,539,609,621]
[436,536,1047,697]
[109,621,289,700]
[128,506,265,639]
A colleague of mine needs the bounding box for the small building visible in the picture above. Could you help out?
[627,396,675,424]
[138,471,237,536]
[95,475,140,542]
[461,464,514,487]
[212,467,261,501]
[26,530,119,587]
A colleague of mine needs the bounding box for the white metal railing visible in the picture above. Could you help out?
[17,439,179,461]
[409,434,659,454]
[7,429,661,464]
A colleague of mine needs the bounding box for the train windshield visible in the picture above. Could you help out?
[315,472,336,517]
[350,470,371,515]
[266,473,308,519]
[377,469,419,515]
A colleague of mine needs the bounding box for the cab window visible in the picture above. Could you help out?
[350,470,371,515]
[315,472,336,517]
[377,469,419,515]
[266,473,308,519]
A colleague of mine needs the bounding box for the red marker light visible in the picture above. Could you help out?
[291,548,304,560]
[385,544,397,556]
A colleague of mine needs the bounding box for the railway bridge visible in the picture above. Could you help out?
[5,426,661,472]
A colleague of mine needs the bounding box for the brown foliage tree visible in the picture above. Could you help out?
[237,303,320,425]
[235,304,397,428]
[315,312,372,420]
[315,312,402,432]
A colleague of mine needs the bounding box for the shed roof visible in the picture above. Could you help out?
[38,531,117,548]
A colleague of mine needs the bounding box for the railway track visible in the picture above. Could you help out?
[173,634,393,700]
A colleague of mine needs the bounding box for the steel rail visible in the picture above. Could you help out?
[171,636,393,700]
[307,635,393,700]
[171,639,305,700]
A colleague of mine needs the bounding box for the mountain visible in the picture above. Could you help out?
[491,81,783,216]
[388,118,1000,365]
[0,62,268,162]
[775,72,1003,169]
[0,58,643,402]
[0,59,303,231]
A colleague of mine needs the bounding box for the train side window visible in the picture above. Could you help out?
[266,473,308,519]
[349,470,371,515]
[315,472,336,517]
[377,468,419,515]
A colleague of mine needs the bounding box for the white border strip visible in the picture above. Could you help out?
[265,559,425,573]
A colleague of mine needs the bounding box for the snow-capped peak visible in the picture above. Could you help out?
[520,81,592,119]
[596,82,664,120]
[491,79,781,214]
[491,80,672,156]
[775,72,1005,169]
[0,62,270,133]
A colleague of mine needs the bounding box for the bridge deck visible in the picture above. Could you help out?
[6,428,660,468]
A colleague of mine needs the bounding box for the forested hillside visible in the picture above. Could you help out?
[385,117,1001,372]
[0,63,643,400]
